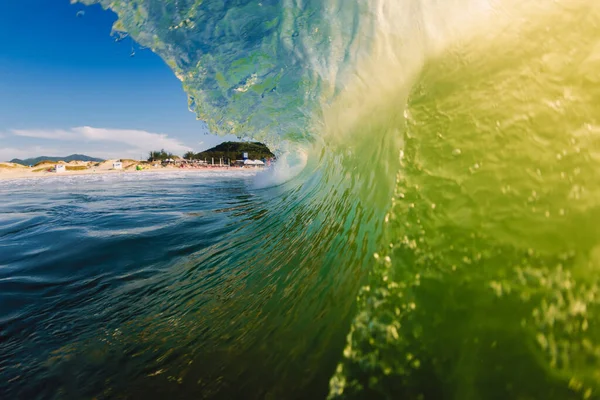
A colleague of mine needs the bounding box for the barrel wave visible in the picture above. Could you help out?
[19,0,600,398]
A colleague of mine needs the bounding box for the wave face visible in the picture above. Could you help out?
[70,0,600,398]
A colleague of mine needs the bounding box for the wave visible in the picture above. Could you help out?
[251,147,308,189]
[69,0,600,398]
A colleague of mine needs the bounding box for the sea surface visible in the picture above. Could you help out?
[0,169,380,399]
[4,0,600,398]
[0,171,296,398]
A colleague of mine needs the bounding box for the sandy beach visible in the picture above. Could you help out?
[0,160,244,181]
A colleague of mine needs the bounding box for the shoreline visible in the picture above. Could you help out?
[0,166,254,181]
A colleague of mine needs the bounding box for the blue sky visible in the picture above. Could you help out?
[0,0,237,161]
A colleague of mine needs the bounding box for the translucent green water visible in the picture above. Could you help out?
[330,2,600,398]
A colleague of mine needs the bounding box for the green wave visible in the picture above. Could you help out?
[330,2,600,398]
[76,0,600,398]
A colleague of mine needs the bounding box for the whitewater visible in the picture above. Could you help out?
[2,0,600,398]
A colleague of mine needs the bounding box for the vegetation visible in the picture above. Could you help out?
[190,142,275,163]
[34,160,58,167]
[11,154,104,166]
[148,149,175,162]
[65,166,89,171]
[0,163,22,169]
[32,167,52,173]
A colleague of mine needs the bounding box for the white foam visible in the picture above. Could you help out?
[252,149,308,189]
[0,170,257,189]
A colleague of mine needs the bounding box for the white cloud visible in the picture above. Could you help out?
[11,129,74,140]
[73,126,192,154]
[9,126,193,159]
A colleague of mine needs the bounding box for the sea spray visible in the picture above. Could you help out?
[251,147,308,189]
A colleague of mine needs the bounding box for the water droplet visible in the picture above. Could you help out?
[569,377,583,391]
[452,148,462,156]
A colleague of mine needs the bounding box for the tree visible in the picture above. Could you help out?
[147,149,173,162]
[184,151,196,160]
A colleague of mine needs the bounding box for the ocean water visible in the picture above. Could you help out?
[4,0,600,398]
[0,169,381,399]
[0,172,268,396]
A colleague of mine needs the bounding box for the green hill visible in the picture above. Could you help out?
[191,142,275,162]
[10,154,105,166]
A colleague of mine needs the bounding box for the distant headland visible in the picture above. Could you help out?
[190,141,275,162]
[10,154,104,166]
